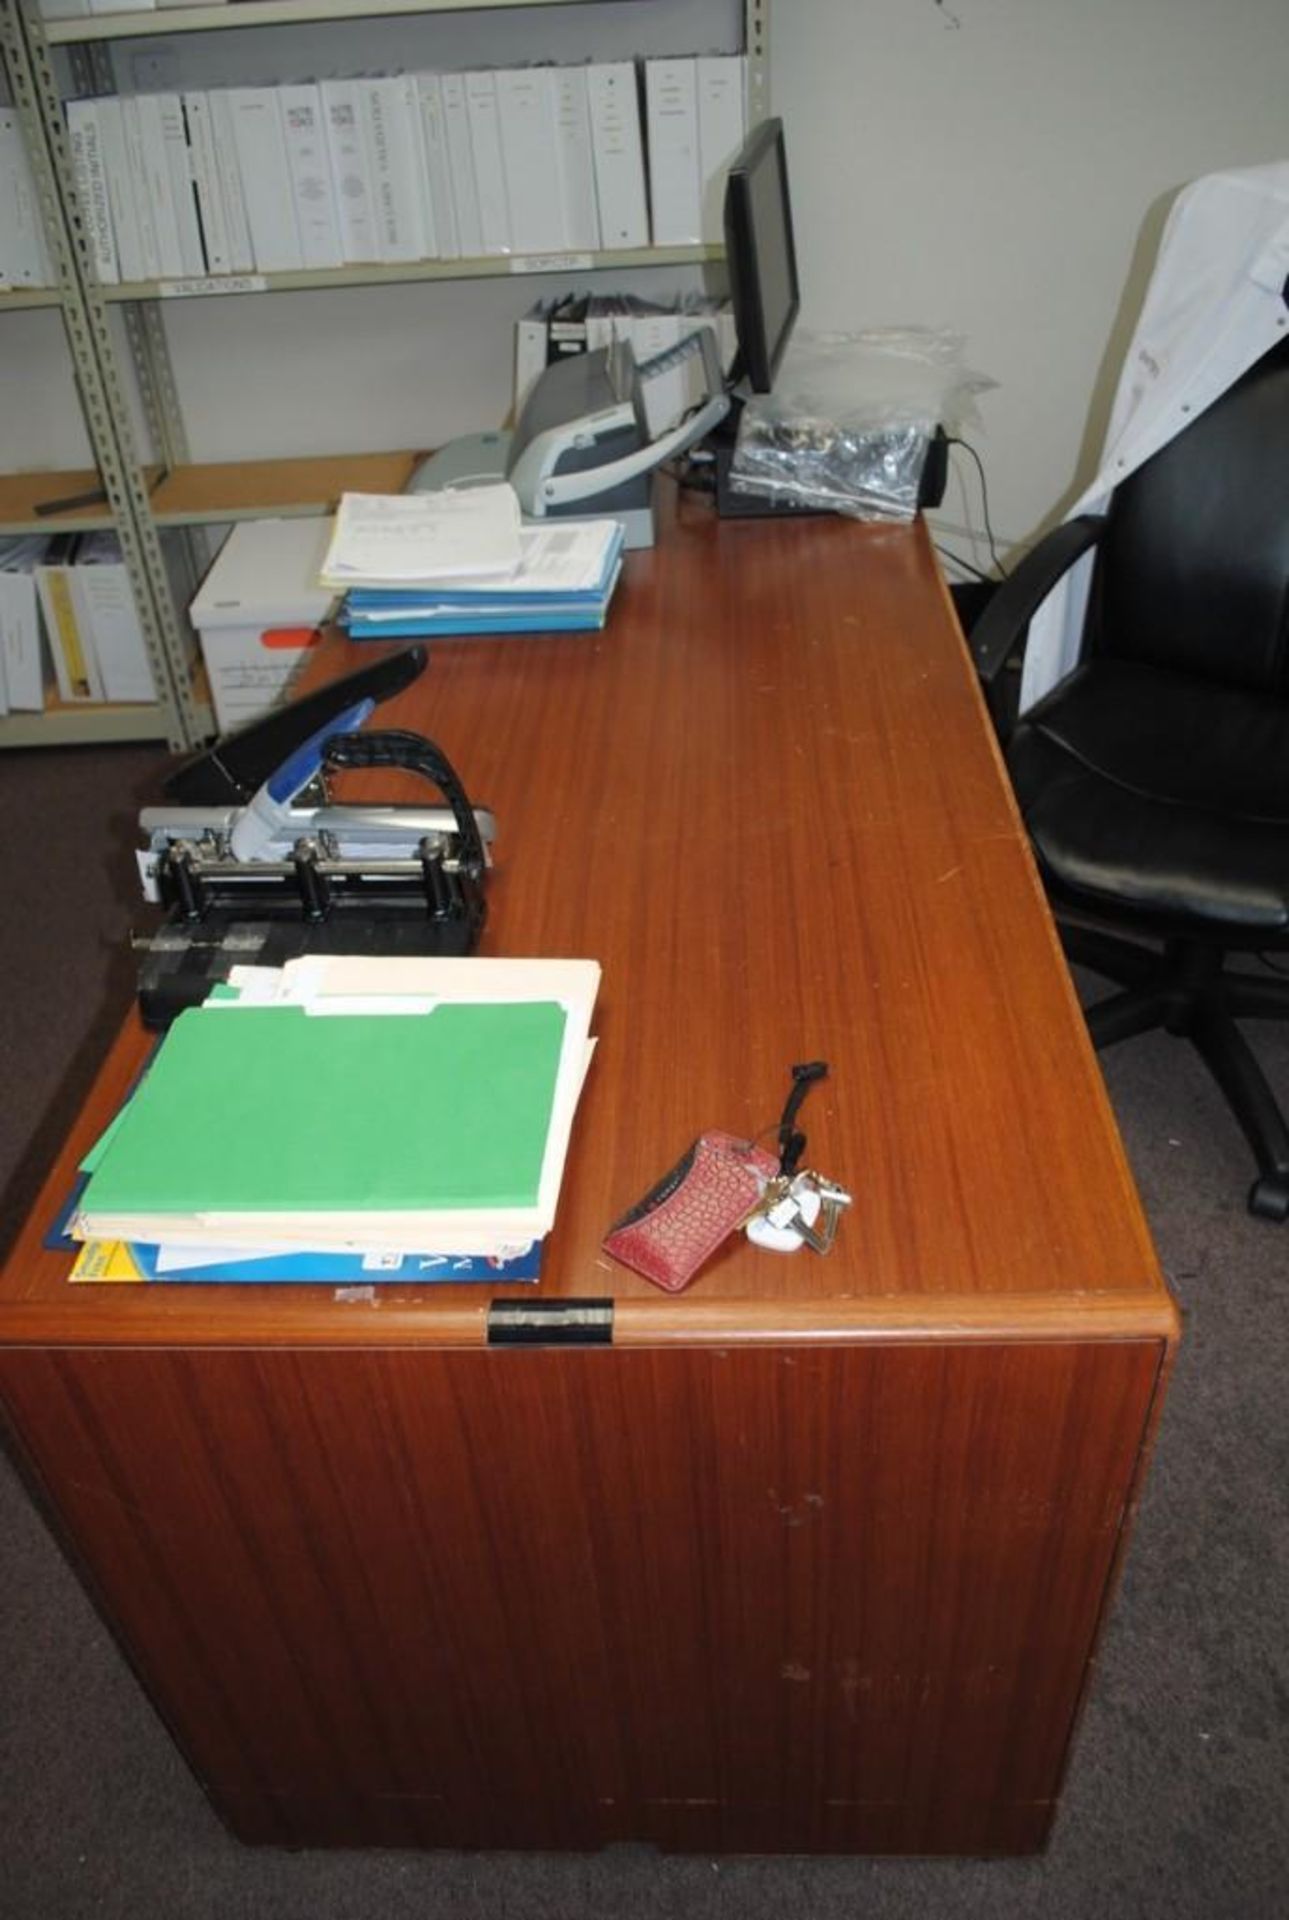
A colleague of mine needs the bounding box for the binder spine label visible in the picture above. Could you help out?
[510,251,593,275]
[160,275,267,297]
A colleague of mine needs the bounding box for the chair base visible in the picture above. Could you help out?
[1059,922,1289,1222]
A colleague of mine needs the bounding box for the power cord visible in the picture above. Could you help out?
[947,436,1008,579]
[933,542,995,584]
[663,454,715,496]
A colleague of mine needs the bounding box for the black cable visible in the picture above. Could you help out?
[934,541,994,584]
[661,456,714,495]
[947,436,1008,579]
[1257,951,1289,977]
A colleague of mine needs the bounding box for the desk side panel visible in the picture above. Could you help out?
[0,1338,1163,1854]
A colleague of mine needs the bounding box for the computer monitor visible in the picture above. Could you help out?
[723,117,800,395]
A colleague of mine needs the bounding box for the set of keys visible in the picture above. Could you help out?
[746,1168,853,1255]
[743,1061,852,1255]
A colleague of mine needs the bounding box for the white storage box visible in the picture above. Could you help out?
[190,518,335,733]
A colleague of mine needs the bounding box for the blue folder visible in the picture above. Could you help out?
[342,526,624,638]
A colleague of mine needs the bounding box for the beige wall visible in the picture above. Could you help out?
[773,0,1289,555]
[6,0,1288,564]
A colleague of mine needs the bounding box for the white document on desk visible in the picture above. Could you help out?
[348,519,620,615]
[320,486,523,587]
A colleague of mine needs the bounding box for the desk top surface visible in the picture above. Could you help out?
[0,488,1175,1349]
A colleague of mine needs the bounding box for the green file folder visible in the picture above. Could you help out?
[80,1001,568,1216]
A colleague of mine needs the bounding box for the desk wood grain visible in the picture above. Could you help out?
[0,490,1171,1347]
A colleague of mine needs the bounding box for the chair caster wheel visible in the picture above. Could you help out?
[1248,1176,1289,1222]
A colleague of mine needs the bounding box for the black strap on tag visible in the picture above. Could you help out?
[777,1060,828,1176]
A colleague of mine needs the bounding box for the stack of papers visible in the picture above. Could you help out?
[341,518,625,639]
[71,957,599,1283]
[319,486,524,591]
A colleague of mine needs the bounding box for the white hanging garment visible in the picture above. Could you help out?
[1021,162,1289,710]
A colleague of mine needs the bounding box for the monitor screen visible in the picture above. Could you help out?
[723,118,800,394]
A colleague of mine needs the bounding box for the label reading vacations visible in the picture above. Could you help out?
[160,276,267,299]
[509,252,593,276]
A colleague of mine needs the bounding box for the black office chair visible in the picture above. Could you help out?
[973,332,1289,1220]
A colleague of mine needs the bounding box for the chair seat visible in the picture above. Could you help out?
[1006,659,1289,933]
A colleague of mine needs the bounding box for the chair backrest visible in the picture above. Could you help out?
[1088,334,1289,692]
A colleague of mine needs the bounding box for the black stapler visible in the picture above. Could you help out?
[134,647,495,1027]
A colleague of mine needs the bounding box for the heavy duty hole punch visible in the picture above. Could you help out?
[133,649,494,1027]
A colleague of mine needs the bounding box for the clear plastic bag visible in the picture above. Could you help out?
[730,328,995,521]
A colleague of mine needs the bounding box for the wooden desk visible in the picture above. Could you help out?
[0,490,1177,1855]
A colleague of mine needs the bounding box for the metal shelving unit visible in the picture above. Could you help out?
[1,0,205,747]
[5,0,769,748]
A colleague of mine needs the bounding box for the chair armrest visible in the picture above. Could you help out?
[970,515,1106,686]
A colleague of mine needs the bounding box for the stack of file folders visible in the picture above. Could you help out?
[69,956,599,1286]
[340,518,626,639]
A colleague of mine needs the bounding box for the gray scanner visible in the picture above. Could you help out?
[408,335,729,551]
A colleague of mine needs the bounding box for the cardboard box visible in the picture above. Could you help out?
[190,518,334,733]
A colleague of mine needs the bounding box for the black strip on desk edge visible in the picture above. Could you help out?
[487,1300,615,1346]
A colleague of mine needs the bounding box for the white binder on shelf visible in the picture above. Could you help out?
[495,68,563,255]
[72,534,155,705]
[0,110,55,287]
[415,74,459,261]
[362,77,431,265]
[405,79,439,260]
[183,92,231,277]
[0,539,48,715]
[208,90,255,274]
[134,93,185,278]
[463,71,511,256]
[696,55,746,246]
[65,99,119,285]
[94,98,146,284]
[279,84,344,271]
[227,88,303,274]
[158,92,204,276]
[644,58,702,246]
[586,63,648,251]
[321,80,379,266]
[441,72,483,259]
[553,67,600,253]
[119,98,163,280]
[514,296,554,414]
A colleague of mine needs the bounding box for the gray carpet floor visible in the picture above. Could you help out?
[2,745,1287,1920]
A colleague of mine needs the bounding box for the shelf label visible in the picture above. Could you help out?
[159,275,268,299]
[509,252,594,276]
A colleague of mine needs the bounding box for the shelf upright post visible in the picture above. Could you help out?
[7,0,204,749]
[71,37,206,612]
[87,44,208,608]
[122,286,207,613]
[69,38,195,481]
[745,0,769,126]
